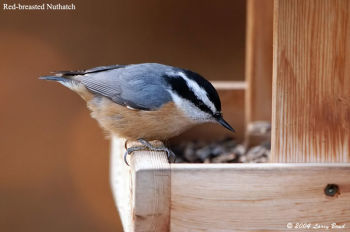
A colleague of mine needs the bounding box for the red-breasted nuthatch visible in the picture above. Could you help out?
[40,63,234,163]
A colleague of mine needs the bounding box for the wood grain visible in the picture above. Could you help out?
[170,81,246,143]
[130,140,171,232]
[245,0,273,143]
[170,163,350,232]
[112,138,350,231]
[110,137,170,232]
[272,0,350,162]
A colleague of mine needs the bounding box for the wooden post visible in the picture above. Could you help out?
[271,0,350,162]
[245,0,274,146]
[110,138,170,232]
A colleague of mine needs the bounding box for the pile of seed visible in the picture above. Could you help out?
[171,138,270,163]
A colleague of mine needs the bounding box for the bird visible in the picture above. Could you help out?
[40,63,235,164]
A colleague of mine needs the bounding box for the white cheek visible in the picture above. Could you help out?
[169,92,213,122]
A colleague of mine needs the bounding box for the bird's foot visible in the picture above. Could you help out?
[123,138,176,166]
[137,139,176,163]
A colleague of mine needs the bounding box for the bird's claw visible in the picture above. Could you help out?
[123,139,176,165]
[123,146,144,166]
[137,139,176,163]
[165,148,176,163]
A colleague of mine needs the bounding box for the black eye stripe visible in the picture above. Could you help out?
[182,70,221,112]
[163,75,213,115]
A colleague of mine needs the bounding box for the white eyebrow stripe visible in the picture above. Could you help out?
[168,71,216,113]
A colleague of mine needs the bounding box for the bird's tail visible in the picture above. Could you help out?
[39,75,69,82]
[39,74,79,90]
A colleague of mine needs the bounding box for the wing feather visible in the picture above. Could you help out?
[52,65,125,76]
[78,63,173,110]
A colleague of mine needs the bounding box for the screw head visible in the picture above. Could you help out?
[324,184,339,197]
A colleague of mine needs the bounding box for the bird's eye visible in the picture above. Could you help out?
[214,112,222,118]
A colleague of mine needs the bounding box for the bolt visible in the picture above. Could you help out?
[324,184,339,197]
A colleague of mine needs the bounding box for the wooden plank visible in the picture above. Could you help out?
[110,137,170,232]
[170,163,350,232]
[170,81,246,143]
[245,0,274,146]
[110,137,132,231]
[271,0,350,162]
[130,140,171,232]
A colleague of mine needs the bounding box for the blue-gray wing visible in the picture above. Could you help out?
[78,63,174,110]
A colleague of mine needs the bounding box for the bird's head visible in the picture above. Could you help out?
[164,69,235,132]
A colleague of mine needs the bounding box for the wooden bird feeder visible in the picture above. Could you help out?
[110,1,350,231]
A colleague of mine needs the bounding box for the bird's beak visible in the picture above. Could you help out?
[216,117,235,132]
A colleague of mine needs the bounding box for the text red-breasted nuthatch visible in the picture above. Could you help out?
[40,63,234,163]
